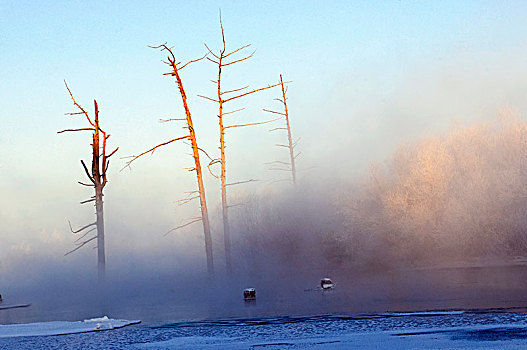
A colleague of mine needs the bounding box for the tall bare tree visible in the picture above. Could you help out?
[200,18,281,274]
[125,44,214,279]
[264,74,299,184]
[59,81,118,284]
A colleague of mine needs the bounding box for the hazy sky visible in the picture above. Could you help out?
[1,1,527,278]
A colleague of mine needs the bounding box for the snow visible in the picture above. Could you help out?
[0,316,140,338]
[382,310,466,317]
[136,324,527,349]
[2,311,527,348]
[0,303,30,310]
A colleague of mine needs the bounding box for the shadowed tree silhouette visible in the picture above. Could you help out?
[59,81,118,285]
[264,74,299,184]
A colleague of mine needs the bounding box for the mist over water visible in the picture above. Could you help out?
[3,17,527,326]
[5,150,527,326]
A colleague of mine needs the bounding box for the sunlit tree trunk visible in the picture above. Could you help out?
[217,59,233,275]
[126,45,214,279]
[201,18,281,274]
[174,66,214,278]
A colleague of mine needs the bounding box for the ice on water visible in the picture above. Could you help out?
[3,311,527,349]
[0,316,140,338]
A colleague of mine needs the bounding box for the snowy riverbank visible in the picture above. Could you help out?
[3,310,527,349]
[0,316,140,338]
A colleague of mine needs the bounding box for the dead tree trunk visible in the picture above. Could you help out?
[92,102,106,282]
[201,18,281,274]
[280,74,296,184]
[125,44,214,279]
[59,82,118,285]
[218,66,231,275]
[264,74,299,184]
[177,63,214,278]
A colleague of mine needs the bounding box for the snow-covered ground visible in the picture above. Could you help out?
[0,316,140,338]
[3,310,527,349]
[136,312,527,349]
[137,325,527,349]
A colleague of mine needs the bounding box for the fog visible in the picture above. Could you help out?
[3,2,527,325]
[5,128,527,325]
[5,72,527,323]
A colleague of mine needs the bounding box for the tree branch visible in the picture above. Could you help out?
[68,220,96,234]
[265,161,290,166]
[203,43,220,59]
[225,117,281,130]
[226,179,259,186]
[207,159,221,179]
[293,137,301,146]
[74,227,96,243]
[65,235,97,256]
[221,85,249,95]
[268,167,292,171]
[197,94,220,103]
[206,56,220,65]
[123,135,190,170]
[222,50,255,66]
[176,195,200,206]
[224,44,251,58]
[227,202,247,208]
[159,118,186,123]
[165,218,202,236]
[263,109,286,116]
[149,42,175,63]
[269,178,293,184]
[57,128,95,134]
[178,51,208,70]
[197,146,213,161]
[106,147,119,158]
[64,80,95,127]
[80,198,96,204]
[223,108,245,116]
[223,82,281,103]
[80,160,95,183]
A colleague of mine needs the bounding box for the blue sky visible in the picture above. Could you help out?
[1,1,527,275]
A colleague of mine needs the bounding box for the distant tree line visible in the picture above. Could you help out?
[228,112,527,272]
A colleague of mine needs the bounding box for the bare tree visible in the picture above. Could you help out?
[199,17,281,274]
[125,44,215,279]
[264,74,299,184]
[336,112,527,267]
[59,81,118,285]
